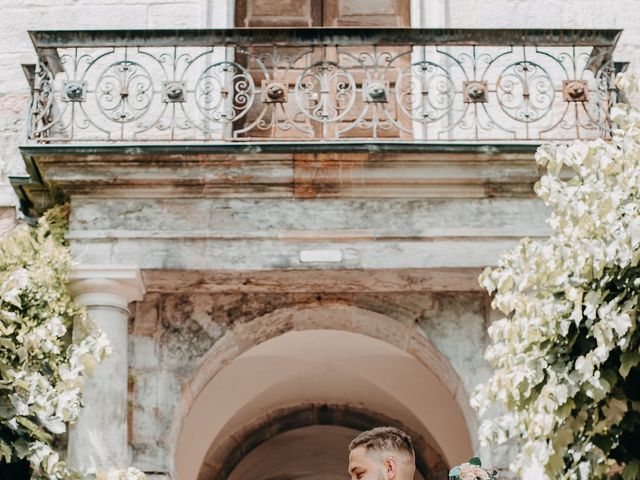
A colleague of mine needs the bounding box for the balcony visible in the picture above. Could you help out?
[26,28,621,144]
[12,28,623,217]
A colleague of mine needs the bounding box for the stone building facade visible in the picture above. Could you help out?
[0,1,638,480]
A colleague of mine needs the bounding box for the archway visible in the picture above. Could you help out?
[171,305,475,480]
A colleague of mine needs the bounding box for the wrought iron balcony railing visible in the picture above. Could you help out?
[27,28,621,144]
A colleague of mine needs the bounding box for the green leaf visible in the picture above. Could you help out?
[602,368,619,388]
[547,451,564,473]
[16,416,53,444]
[12,439,29,459]
[0,396,16,420]
[469,457,482,467]
[556,398,576,419]
[592,433,614,452]
[449,466,460,479]
[620,351,640,378]
[604,397,629,425]
[0,437,12,463]
[623,459,640,480]
[0,338,16,352]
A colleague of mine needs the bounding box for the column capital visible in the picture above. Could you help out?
[69,265,145,310]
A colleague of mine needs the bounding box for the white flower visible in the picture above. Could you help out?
[475,72,640,480]
[0,205,132,478]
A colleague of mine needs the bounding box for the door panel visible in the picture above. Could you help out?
[325,0,410,138]
[235,0,321,26]
[235,0,321,138]
[323,0,410,26]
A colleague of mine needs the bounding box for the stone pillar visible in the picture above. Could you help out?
[67,266,145,471]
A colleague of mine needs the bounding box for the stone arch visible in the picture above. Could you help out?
[198,402,448,480]
[169,303,476,479]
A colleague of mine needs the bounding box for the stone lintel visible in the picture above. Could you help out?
[140,268,485,293]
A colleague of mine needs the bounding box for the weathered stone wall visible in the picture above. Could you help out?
[68,196,551,270]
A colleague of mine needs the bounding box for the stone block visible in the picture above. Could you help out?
[0,185,17,209]
[131,368,183,470]
[418,292,493,394]
[0,5,148,48]
[148,3,203,28]
[133,294,160,336]
[131,371,159,441]
[208,0,232,27]
[132,336,159,370]
[160,293,226,339]
[0,207,16,236]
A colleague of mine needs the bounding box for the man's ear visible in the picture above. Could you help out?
[383,457,398,480]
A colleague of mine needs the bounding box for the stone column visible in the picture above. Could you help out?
[67,266,145,471]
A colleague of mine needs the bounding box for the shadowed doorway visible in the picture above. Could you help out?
[201,403,441,480]
[228,425,428,480]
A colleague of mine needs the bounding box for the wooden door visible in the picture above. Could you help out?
[234,0,410,140]
[236,0,409,27]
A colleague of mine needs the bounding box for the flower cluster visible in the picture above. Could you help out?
[449,457,497,480]
[0,206,145,479]
[472,73,640,480]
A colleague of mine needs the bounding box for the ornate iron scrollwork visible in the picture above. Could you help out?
[25,30,618,142]
[195,61,255,122]
[295,61,356,123]
[496,61,553,123]
[96,60,153,123]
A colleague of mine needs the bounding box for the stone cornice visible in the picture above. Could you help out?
[14,142,541,218]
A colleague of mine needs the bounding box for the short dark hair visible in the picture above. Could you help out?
[348,426,414,458]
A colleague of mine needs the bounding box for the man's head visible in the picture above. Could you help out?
[348,427,416,480]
